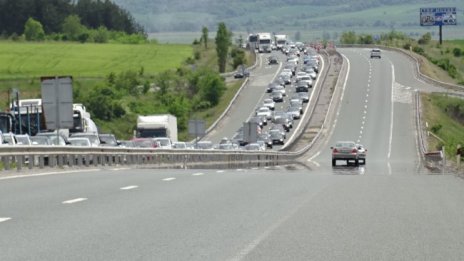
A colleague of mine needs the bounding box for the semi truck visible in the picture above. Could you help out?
[257,32,272,53]
[274,34,287,50]
[136,114,178,142]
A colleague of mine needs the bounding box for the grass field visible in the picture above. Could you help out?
[421,93,464,161]
[0,41,192,80]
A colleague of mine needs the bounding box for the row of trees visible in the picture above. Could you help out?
[0,0,144,37]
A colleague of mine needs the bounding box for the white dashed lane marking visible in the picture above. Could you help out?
[0,217,12,223]
[120,185,138,190]
[216,170,225,173]
[62,198,88,204]
[162,177,176,181]
[192,172,204,176]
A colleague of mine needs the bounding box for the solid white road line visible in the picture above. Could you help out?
[62,198,88,204]
[162,177,176,181]
[388,62,395,160]
[192,172,204,176]
[0,217,12,223]
[120,185,138,190]
[307,151,321,162]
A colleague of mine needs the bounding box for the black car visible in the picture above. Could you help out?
[295,81,309,92]
[269,129,285,145]
[268,56,278,64]
[234,65,250,78]
[271,92,284,102]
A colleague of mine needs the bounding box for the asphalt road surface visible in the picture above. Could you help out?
[2,48,464,260]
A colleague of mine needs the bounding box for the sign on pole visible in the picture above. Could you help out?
[41,76,74,130]
[420,7,457,26]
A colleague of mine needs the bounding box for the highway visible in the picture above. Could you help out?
[3,48,464,260]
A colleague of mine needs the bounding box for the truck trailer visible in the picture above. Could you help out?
[136,114,178,142]
[257,32,272,53]
[274,34,287,50]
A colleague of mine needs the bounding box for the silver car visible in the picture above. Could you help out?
[331,141,361,166]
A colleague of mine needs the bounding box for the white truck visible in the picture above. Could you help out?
[136,114,178,142]
[274,34,287,50]
[257,32,272,53]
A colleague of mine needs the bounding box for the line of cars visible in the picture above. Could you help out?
[227,43,321,150]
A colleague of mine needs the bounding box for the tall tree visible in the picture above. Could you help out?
[62,15,84,41]
[215,22,231,73]
[201,26,208,49]
[24,18,45,41]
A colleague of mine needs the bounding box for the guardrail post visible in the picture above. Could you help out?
[28,155,34,169]
[57,155,63,168]
[39,156,44,169]
[3,156,10,170]
[16,155,23,171]
[49,155,56,168]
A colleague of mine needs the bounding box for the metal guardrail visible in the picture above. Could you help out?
[0,146,296,171]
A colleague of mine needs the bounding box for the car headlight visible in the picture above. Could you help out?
[280,139,283,141]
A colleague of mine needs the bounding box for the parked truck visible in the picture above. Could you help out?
[136,114,178,142]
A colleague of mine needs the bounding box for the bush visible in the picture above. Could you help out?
[403,43,411,50]
[412,46,424,55]
[431,124,442,133]
[453,48,462,57]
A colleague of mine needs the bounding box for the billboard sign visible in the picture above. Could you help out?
[420,7,457,26]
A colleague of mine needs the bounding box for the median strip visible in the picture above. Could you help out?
[62,198,88,204]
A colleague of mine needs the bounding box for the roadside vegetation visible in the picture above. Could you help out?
[421,93,464,161]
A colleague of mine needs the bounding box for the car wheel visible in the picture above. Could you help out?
[332,159,336,166]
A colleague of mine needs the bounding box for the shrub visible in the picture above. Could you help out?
[453,48,462,57]
[431,124,442,133]
[412,46,424,55]
[403,43,411,50]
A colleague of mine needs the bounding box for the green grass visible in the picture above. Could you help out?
[0,41,192,80]
[190,79,244,131]
[421,93,464,161]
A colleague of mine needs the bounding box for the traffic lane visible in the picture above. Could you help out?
[239,174,464,261]
[314,49,377,167]
[0,168,204,222]
[312,48,422,175]
[0,167,337,261]
[206,53,280,143]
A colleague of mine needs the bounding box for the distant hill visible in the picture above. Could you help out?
[113,0,464,40]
